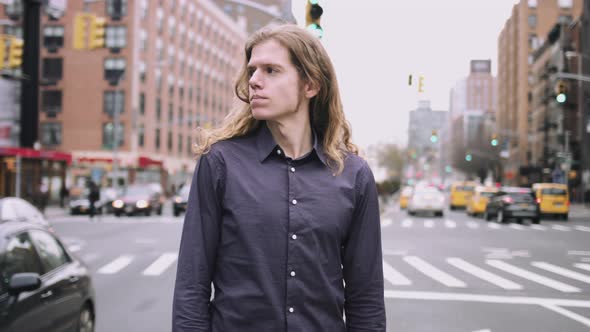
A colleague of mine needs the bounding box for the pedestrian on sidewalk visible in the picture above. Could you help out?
[173,24,385,331]
[87,180,100,220]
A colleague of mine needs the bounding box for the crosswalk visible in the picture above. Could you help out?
[383,218,590,233]
[383,256,590,294]
[87,252,179,277]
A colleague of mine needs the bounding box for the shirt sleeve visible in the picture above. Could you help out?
[342,161,386,331]
[173,151,224,332]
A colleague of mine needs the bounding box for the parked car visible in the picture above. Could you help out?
[69,188,120,215]
[407,188,445,217]
[0,220,95,332]
[173,185,190,217]
[484,187,540,224]
[112,184,164,217]
[0,197,51,230]
[533,183,569,220]
[466,186,499,217]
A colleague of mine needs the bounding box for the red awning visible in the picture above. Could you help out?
[138,156,163,168]
[76,156,114,164]
[0,147,72,164]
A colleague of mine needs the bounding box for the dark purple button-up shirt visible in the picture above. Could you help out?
[173,122,385,331]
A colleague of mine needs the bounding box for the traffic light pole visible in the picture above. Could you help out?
[19,0,42,148]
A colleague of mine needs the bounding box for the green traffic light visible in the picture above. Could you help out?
[445,165,452,173]
[306,23,323,38]
[309,0,319,4]
[491,139,498,146]
[465,154,472,162]
[556,93,567,103]
[430,136,438,143]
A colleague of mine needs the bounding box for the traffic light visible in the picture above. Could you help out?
[491,133,498,147]
[418,76,425,93]
[305,0,323,39]
[7,37,23,68]
[465,153,472,162]
[430,129,438,143]
[555,80,567,103]
[73,13,87,50]
[89,15,106,49]
[0,35,6,70]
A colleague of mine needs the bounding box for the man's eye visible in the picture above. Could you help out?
[266,67,276,74]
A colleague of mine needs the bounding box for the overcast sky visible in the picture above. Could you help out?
[291,0,519,150]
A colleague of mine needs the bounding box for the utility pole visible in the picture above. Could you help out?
[19,0,42,148]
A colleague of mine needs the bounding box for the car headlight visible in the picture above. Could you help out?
[113,200,124,208]
[136,200,149,209]
[174,196,182,204]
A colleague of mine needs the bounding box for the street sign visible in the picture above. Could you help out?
[44,0,67,19]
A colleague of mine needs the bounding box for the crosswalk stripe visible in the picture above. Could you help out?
[97,255,134,274]
[466,221,479,229]
[532,262,590,284]
[575,226,590,232]
[573,263,590,272]
[444,219,456,228]
[509,224,525,230]
[404,256,466,288]
[552,225,571,231]
[142,253,179,276]
[382,260,412,286]
[424,220,434,228]
[401,219,413,228]
[487,223,500,229]
[486,260,580,293]
[531,225,547,231]
[447,258,522,290]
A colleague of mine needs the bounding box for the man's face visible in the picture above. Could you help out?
[247,39,311,121]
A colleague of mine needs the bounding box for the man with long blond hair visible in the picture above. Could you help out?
[173,24,385,331]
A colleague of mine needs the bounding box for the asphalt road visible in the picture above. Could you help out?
[47,200,590,332]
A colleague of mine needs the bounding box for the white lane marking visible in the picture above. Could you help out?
[382,260,412,286]
[532,262,590,284]
[384,290,590,307]
[467,221,479,229]
[541,304,590,328]
[444,219,456,228]
[509,224,525,230]
[568,251,590,256]
[472,330,491,332]
[531,225,547,231]
[447,258,522,290]
[486,260,580,293]
[404,256,466,288]
[401,219,413,228]
[552,225,571,232]
[487,223,500,229]
[142,253,179,276]
[80,253,101,263]
[573,263,590,272]
[68,245,82,252]
[97,255,134,274]
[424,220,434,228]
[574,226,590,232]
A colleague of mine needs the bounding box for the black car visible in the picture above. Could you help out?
[112,184,164,217]
[0,221,96,332]
[173,185,190,217]
[69,188,120,215]
[484,187,540,224]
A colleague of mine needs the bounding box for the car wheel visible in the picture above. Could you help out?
[173,209,180,217]
[145,210,151,217]
[115,212,121,217]
[436,211,444,217]
[532,218,540,224]
[450,205,455,211]
[484,211,491,221]
[497,210,505,223]
[77,304,94,332]
[157,206,163,215]
[408,210,415,216]
[562,213,568,221]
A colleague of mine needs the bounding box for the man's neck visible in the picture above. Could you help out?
[266,118,313,160]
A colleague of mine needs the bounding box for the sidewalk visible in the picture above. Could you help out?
[44,205,69,219]
[569,203,590,219]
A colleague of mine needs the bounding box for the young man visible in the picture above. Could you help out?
[173,24,385,331]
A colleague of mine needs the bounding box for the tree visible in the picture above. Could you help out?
[377,143,405,179]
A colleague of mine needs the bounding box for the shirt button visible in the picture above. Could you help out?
[292,199,297,205]
[290,271,296,277]
[290,167,295,172]
[277,149,282,155]
[291,234,297,240]
[288,307,294,313]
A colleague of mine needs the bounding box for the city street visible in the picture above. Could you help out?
[47,199,590,332]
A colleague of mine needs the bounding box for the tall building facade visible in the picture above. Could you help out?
[214,0,296,34]
[497,0,583,184]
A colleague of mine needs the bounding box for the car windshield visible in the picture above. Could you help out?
[480,192,496,198]
[541,188,567,195]
[508,193,534,202]
[456,186,475,192]
[125,186,150,196]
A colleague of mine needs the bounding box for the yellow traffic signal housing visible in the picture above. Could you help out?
[418,76,425,93]
[0,35,6,70]
[7,37,23,68]
[89,15,106,49]
[555,79,567,103]
[305,0,323,38]
[73,13,88,50]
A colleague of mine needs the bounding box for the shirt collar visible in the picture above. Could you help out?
[256,122,328,166]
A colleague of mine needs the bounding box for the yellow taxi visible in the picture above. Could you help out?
[533,183,569,220]
[449,181,478,210]
[399,186,413,209]
[466,186,498,216]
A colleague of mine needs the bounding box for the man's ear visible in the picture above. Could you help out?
[304,80,320,99]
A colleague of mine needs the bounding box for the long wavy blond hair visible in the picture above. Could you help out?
[194,24,358,175]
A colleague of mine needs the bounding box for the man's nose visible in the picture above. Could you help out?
[249,70,262,90]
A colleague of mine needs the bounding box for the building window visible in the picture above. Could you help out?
[5,0,23,19]
[558,15,573,24]
[528,15,536,28]
[155,128,161,150]
[3,25,22,38]
[155,70,162,92]
[529,34,538,49]
[156,97,162,120]
[42,58,63,82]
[139,61,146,83]
[168,103,174,123]
[43,26,64,52]
[178,134,183,154]
[41,90,62,117]
[103,91,125,117]
[223,4,232,15]
[167,131,173,151]
[140,29,148,52]
[140,0,148,19]
[558,0,573,8]
[40,122,61,146]
[105,26,127,49]
[139,92,145,115]
[527,0,537,8]
[188,110,192,127]
[156,8,164,34]
[107,0,127,20]
[187,136,192,156]
[138,124,144,147]
[102,122,124,148]
[104,58,126,85]
[179,107,183,125]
